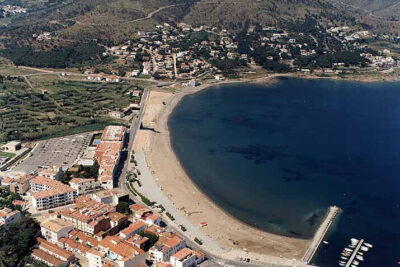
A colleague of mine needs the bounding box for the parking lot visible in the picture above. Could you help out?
[8,132,93,174]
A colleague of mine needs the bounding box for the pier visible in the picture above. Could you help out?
[345,239,364,267]
[302,206,340,264]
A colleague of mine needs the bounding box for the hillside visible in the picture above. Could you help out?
[329,0,400,21]
[182,0,400,34]
[0,0,399,49]
[0,0,195,46]
[183,0,352,31]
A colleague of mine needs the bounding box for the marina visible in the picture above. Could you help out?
[339,238,373,267]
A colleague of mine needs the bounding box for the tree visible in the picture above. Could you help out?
[116,202,130,215]
[139,231,158,250]
[263,60,291,72]
[0,216,40,266]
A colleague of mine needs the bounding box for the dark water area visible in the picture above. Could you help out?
[168,78,400,267]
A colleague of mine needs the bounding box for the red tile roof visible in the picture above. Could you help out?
[172,248,193,261]
[32,248,64,266]
[37,237,73,260]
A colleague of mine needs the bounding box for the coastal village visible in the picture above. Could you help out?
[75,22,400,83]
[0,19,399,267]
[0,126,207,267]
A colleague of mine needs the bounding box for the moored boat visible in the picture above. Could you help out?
[360,246,369,252]
[364,243,373,248]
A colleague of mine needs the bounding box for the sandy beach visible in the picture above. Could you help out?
[133,77,311,260]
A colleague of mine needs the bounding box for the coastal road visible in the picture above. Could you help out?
[117,85,150,189]
[118,81,176,189]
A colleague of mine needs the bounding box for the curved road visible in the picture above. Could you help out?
[75,4,181,26]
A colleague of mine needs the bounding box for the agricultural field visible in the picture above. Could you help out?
[0,77,146,142]
[367,40,400,57]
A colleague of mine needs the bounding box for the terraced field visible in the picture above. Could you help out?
[0,79,144,142]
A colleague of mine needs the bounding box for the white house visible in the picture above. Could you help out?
[170,248,197,267]
[40,218,74,244]
[0,208,20,228]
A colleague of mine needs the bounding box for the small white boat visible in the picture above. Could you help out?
[351,238,359,243]
[360,246,369,252]
[357,252,363,256]
[353,260,360,265]
[356,255,364,261]
[349,245,356,248]
[323,241,329,244]
[364,243,373,248]
[339,263,345,267]
[345,248,353,252]
[341,256,348,260]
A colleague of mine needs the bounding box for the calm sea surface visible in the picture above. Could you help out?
[168,78,400,267]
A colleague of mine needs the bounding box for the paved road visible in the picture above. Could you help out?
[118,85,149,189]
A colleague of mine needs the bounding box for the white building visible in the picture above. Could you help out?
[120,221,147,240]
[87,248,105,267]
[40,218,74,244]
[0,208,21,228]
[38,166,63,180]
[170,248,197,267]
[30,177,77,210]
[69,178,101,195]
[97,236,146,267]
[91,189,129,205]
[149,233,186,263]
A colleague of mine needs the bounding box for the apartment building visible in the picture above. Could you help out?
[69,178,102,195]
[30,177,77,210]
[59,196,115,235]
[95,126,126,189]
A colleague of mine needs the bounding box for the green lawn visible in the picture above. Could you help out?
[0,151,16,159]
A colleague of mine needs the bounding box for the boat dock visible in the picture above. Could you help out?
[345,239,364,267]
[302,206,340,264]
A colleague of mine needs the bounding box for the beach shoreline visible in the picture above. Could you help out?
[134,72,400,262]
[135,74,312,261]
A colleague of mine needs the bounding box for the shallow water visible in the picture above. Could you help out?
[169,78,400,267]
